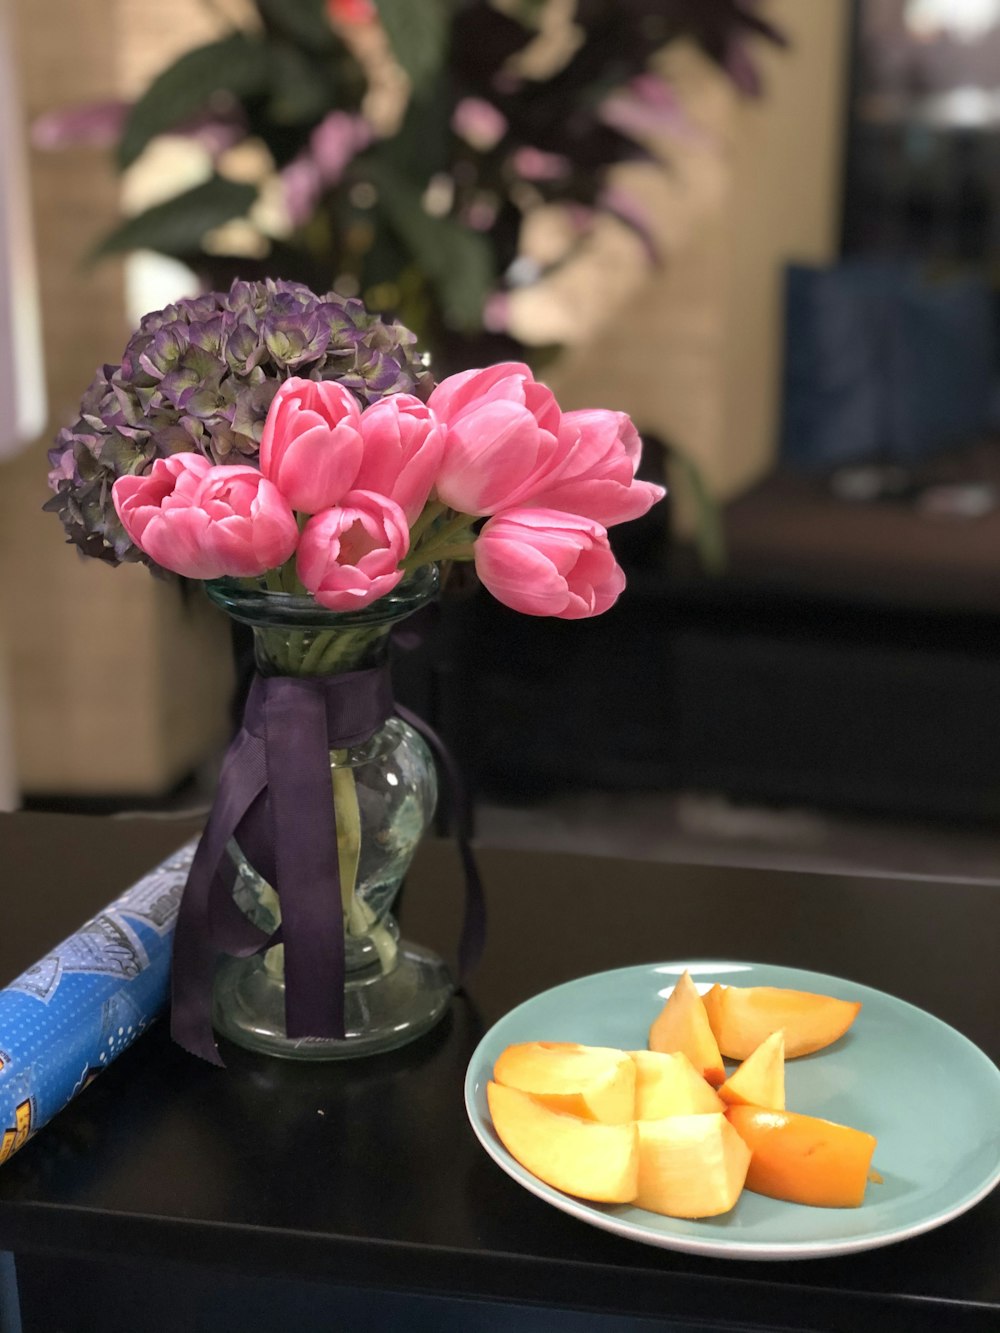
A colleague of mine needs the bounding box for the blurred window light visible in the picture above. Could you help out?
[124,253,200,331]
[906,0,1000,42]
[0,0,46,458]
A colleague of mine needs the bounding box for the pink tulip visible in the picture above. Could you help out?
[260,377,364,514]
[112,454,298,578]
[525,409,666,526]
[297,490,409,610]
[113,453,214,576]
[428,362,559,431]
[474,508,626,620]
[191,466,300,576]
[353,395,446,522]
[429,363,562,515]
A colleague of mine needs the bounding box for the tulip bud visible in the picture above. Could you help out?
[260,376,364,513]
[297,490,410,610]
[474,507,626,619]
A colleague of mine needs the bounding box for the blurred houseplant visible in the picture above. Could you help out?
[35,0,781,378]
[36,0,780,806]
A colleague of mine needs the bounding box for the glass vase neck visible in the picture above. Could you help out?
[205,566,439,678]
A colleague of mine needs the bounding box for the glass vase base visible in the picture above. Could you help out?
[212,943,453,1061]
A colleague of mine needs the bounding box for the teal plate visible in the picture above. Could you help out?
[464,961,1000,1260]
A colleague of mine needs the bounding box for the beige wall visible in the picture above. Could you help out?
[2,0,233,797]
[720,0,850,499]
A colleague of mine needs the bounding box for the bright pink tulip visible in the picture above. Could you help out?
[191,466,300,576]
[525,409,666,526]
[353,395,445,522]
[112,453,214,576]
[429,363,562,515]
[297,490,409,610]
[113,454,298,578]
[428,361,559,432]
[260,377,364,514]
[474,508,626,620]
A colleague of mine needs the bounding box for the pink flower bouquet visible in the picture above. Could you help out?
[46,282,665,1064]
[106,361,662,619]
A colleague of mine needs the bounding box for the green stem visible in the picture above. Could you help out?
[408,499,447,548]
[403,514,477,570]
[440,542,475,561]
[331,759,362,924]
[296,625,387,675]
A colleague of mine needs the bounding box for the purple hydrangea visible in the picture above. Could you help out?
[45,279,433,565]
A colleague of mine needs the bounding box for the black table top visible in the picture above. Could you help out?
[0,811,997,1332]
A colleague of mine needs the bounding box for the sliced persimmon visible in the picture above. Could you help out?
[628,1050,725,1118]
[703,984,860,1060]
[635,1112,750,1218]
[493,1041,636,1124]
[726,1104,877,1207]
[487,1081,638,1203]
[648,971,725,1085]
[718,1030,785,1110]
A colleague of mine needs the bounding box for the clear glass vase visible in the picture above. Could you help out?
[205,565,450,1060]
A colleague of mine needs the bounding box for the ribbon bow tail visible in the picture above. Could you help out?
[170,729,272,1065]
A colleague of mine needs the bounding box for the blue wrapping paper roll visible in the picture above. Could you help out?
[0,838,197,1163]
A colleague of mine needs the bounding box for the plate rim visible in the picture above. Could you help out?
[464,959,1000,1261]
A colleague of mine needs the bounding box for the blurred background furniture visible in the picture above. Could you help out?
[429,0,1000,830]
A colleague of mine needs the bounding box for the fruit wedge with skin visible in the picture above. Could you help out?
[718,1030,785,1110]
[726,1104,877,1207]
[487,1081,639,1203]
[634,1112,751,1218]
[648,970,725,1085]
[629,1050,725,1118]
[493,1041,636,1124]
[703,984,861,1061]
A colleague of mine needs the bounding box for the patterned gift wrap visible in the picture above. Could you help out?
[0,839,197,1162]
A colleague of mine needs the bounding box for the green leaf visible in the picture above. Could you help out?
[253,0,338,51]
[372,0,451,92]
[366,160,493,331]
[92,176,259,260]
[117,33,270,170]
[267,42,336,125]
[377,76,452,183]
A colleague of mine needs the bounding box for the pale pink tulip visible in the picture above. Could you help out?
[260,377,364,513]
[474,508,626,620]
[429,363,562,515]
[353,395,445,522]
[113,455,298,578]
[525,409,666,526]
[297,490,409,610]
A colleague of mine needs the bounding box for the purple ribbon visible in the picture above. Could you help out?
[170,665,485,1066]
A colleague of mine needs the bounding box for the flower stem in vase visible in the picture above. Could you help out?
[333,759,398,972]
